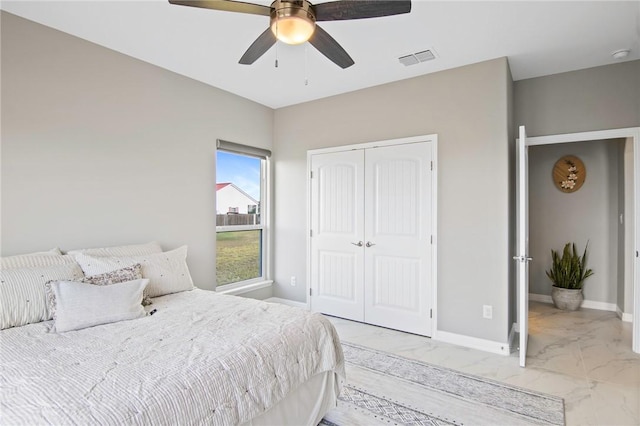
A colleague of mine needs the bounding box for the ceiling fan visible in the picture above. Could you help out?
[168,0,412,69]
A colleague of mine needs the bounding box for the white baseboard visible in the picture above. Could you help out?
[529,293,618,313]
[582,299,618,312]
[616,307,633,323]
[433,330,511,356]
[265,297,309,310]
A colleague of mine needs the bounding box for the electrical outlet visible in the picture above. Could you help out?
[483,305,493,319]
[290,276,297,286]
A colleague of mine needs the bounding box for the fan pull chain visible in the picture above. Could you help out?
[274,21,279,68]
[304,44,309,86]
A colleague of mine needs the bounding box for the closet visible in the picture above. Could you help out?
[308,137,436,336]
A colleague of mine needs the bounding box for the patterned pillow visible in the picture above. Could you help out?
[84,264,152,305]
[83,264,144,285]
[45,264,151,320]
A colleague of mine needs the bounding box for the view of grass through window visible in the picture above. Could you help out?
[216,230,262,285]
[216,150,263,286]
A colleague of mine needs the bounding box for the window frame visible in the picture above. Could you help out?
[215,141,271,293]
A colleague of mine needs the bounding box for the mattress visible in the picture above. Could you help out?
[0,289,344,425]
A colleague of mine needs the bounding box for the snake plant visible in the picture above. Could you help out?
[545,242,594,290]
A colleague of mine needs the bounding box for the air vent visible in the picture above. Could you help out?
[398,49,437,66]
[398,55,419,66]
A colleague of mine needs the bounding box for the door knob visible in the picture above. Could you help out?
[365,241,376,247]
[351,241,363,247]
[512,255,533,262]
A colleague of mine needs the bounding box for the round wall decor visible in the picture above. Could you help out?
[553,155,585,193]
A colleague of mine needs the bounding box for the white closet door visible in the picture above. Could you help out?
[363,142,433,336]
[310,150,365,321]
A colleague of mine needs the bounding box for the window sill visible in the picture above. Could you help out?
[215,280,273,296]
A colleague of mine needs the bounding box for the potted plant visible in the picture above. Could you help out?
[545,242,594,311]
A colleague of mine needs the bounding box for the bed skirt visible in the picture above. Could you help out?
[243,371,339,426]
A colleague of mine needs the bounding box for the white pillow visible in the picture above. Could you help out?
[1,251,75,270]
[51,279,149,333]
[44,264,149,319]
[0,263,85,329]
[66,241,162,257]
[74,246,193,298]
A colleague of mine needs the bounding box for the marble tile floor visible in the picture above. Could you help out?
[327,302,639,426]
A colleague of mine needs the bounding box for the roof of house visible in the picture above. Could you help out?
[216,182,259,204]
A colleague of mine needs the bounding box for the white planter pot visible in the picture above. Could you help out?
[551,287,583,311]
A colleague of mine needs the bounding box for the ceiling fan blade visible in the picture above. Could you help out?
[239,28,277,65]
[308,25,354,69]
[168,0,270,16]
[315,0,410,21]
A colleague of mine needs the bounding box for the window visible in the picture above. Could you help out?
[215,140,270,288]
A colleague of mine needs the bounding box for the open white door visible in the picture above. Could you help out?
[515,125,531,367]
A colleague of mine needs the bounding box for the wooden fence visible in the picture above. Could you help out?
[216,214,260,226]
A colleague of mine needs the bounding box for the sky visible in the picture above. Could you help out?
[216,151,261,201]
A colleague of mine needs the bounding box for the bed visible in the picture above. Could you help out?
[0,244,344,425]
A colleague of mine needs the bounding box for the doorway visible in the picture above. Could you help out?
[528,139,628,317]
[517,127,640,361]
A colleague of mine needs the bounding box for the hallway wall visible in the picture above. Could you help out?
[514,60,640,137]
[528,139,624,308]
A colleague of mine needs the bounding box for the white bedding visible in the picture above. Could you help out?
[0,289,344,425]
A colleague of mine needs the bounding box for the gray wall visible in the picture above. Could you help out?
[273,58,513,343]
[514,60,640,137]
[235,286,273,301]
[0,12,274,291]
[529,140,624,306]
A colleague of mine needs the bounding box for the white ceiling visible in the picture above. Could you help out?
[2,1,639,109]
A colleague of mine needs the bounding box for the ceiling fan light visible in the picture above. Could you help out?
[270,0,316,45]
[271,16,315,45]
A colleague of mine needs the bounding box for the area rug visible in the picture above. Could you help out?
[320,342,565,426]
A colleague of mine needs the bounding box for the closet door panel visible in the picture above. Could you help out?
[371,255,420,311]
[310,150,365,321]
[364,142,433,336]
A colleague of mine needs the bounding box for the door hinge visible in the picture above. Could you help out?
[430,308,433,319]
[430,161,433,171]
[430,235,433,244]
[309,288,312,296]
[310,171,313,179]
[310,229,313,237]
